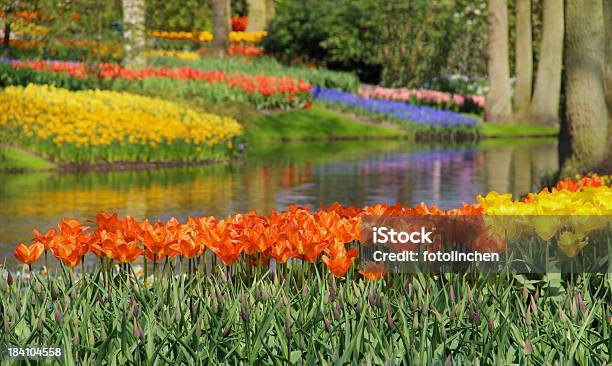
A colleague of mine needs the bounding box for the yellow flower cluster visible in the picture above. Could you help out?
[147,30,266,43]
[146,49,200,60]
[0,85,243,148]
[477,187,611,216]
[11,19,50,37]
[229,31,267,43]
[148,30,213,42]
[478,185,611,257]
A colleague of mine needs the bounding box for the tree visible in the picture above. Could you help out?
[560,0,608,176]
[529,0,564,125]
[604,0,612,142]
[210,0,230,56]
[513,0,532,118]
[123,0,146,69]
[246,0,266,32]
[485,0,512,122]
[1,4,10,58]
[265,0,275,25]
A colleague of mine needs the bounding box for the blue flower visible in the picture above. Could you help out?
[311,87,478,127]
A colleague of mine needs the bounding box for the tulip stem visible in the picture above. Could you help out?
[153,256,157,287]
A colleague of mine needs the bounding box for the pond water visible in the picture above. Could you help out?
[0,139,558,265]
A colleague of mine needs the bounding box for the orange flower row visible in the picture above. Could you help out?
[14,202,482,277]
[14,175,609,277]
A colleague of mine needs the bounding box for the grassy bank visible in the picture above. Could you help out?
[244,107,409,145]
[0,146,56,171]
[480,122,559,138]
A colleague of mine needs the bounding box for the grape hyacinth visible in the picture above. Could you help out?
[312,87,479,128]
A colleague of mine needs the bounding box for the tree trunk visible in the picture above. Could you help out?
[513,0,533,118]
[246,0,267,32]
[485,0,512,122]
[603,0,612,142]
[211,0,231,56]
[530,0,564,126]
[122,0,146,69]
[560,0,608,176]
[2,4,11,58]
[265,0,275,25]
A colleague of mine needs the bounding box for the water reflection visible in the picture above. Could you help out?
[0,139,558,261]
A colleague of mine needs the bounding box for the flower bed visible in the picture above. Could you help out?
[313,87,479,139]
[359,84,485,113]
[0,85,242,163]
[147,30,267,43]
[12,175,610,274]
[2,175,610,364]
[1,60,313,109]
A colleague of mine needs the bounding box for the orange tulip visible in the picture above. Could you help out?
[31,228,57,250]
[112,238,142,263]
[14,242,45,265]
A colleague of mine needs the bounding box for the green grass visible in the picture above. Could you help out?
[244,107,409,144]
[1,265,608,364]
[481,122,559,138]
[0,146,56,171]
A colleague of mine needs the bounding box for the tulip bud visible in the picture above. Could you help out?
[223,323,232,337]
[487,318,494,332]
[386,305,394,330]
[423,300,429,317]
[96,293,104,307]
[240,292,249,323]
[444,354,452,366]
[368,292,376,308]
[332,347,340,362]
[524,338,532,355]
[3,317,10,334]
[302,284,308,297]
[323,316,332,333]
[132,301,141,318]
[530,297,538,318]
[559,308,567,323]
[54,307,62,323]
[450,305,456,321]
[412,312,419,330]
[449,286,455,304]
[73,333,80,346]
[328,287,336,303]
[37,318,44,332]
[6,271,13,287]
[522,287,528,300]
[576,292,586,314]
[133,320,144,338]
[474,306,480,323]
[285,308,292,339]
[526,306,531,325]
[50,283,59,301]
[261,285,268,301]
[195,323,202,337]
[404,280,411,295]
[175,306,181,323]
[333,303,342,320]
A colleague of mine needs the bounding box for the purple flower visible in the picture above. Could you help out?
[312,87,478,128]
